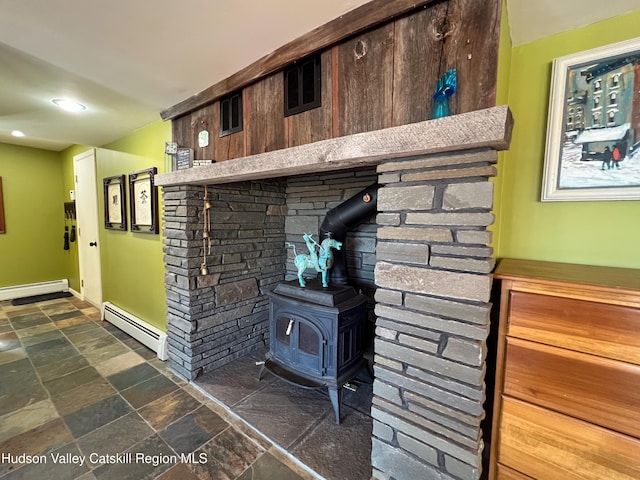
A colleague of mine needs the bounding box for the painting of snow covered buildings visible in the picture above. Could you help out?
[542,38,640,201]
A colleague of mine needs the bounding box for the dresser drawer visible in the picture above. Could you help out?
[496,464,533,479]
[507,291,640,365]
[504,337,640,438]
[498,397,640,480]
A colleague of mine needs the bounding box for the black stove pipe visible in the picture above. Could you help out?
[319,182,379,285]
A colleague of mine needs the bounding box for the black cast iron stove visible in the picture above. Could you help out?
[258,279,367,424]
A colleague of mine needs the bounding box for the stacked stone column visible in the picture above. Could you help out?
[162,181,287,380]
[372,149,497,480]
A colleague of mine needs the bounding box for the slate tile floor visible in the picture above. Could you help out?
[0,297,319,480]
[194,350,374,480]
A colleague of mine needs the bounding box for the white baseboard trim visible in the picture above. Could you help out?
[0,279,69,301]
[102,302,168,361]
[69,288,82,299]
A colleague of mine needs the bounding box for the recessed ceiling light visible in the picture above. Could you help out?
[52,98,86,112]
[11,130,25,137]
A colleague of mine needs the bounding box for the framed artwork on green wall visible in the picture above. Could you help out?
[542,37,640,201]
[128,167,158,234]
[103,175,127,230]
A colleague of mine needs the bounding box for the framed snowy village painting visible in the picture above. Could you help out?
[542,38,640,201]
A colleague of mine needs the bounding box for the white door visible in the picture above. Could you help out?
[74,149,103,307]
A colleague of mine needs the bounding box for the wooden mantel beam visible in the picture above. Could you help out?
[155,105,513,187]
[159,0,437,121]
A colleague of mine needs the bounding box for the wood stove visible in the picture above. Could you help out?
[258,279,368,424]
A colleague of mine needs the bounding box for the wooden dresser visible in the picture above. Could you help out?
[489,258,640,480]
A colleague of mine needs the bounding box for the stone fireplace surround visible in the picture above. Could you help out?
[156,106,513,480]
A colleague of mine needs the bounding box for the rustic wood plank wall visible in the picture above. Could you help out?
[171,104,215,161]
[160,0,440,121]
[246,73,286,155]
[442,0,502,115]
[169,0,501,162]
[213,97,245,161]
[392,3,448,126]
[337,23,395,136]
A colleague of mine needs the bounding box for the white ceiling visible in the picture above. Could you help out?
[0,0,637,152]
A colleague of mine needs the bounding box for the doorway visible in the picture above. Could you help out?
[74,149,103,307]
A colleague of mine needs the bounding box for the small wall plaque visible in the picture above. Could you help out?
[176,148,194,170]
[164,142,178,155]
[198,130,209,148]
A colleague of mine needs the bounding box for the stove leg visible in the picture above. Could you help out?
[257,364,266,381]
[328,386,342,425]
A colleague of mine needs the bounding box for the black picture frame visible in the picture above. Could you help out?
[0,177,5,234]
[128,167,158,234]
[103,175,127,230]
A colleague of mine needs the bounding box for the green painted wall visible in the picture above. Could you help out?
[103,121,169,162]
[491,0,512,247]
[2,121,170,329]
[98,120,172,329]
[0,143,67,287]
[496,9,640,268]
[57,121,171,329]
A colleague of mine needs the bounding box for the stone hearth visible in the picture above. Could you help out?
[156,106,513,480]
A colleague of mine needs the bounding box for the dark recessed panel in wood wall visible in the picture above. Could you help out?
[287,50,333,148]
[212,100,245,162]
[337,23,394,137]
[392,3,448,126]
[439,0,500,114]
[246,73,286,155]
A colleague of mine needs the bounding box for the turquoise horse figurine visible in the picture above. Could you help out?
[287,233,342,287]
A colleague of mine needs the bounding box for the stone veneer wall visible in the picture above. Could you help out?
[162,148,500,479]
[371,148,497,480]
[162,180,287,379]
[284,168,378,289]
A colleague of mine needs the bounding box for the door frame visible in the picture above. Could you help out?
[74,149,103,307]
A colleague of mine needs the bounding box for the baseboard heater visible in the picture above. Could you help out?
[102,302,168,361]
[0,279,69,301]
